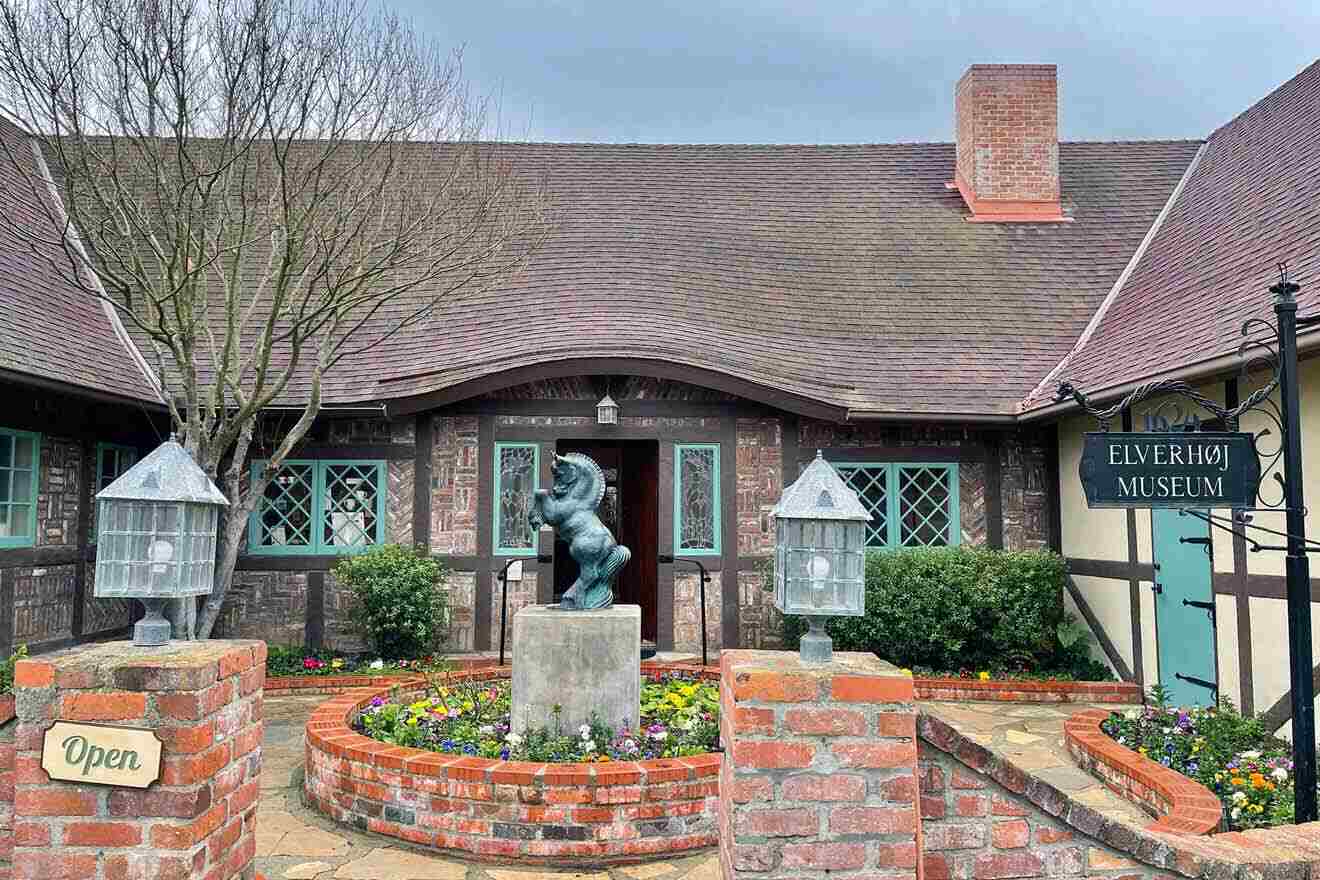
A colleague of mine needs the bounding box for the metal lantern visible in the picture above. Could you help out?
[95,435,228,646]
[772,451,870,663]
[596,393,619,425]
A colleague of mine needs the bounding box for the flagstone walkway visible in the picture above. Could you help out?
[255,695,721,880]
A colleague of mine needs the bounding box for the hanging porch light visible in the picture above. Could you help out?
[596,393,619,425]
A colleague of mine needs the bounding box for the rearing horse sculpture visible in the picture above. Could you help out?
[528,453,631,610]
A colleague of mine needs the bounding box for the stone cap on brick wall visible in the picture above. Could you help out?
[14,640,266,696]
[723,650,914,705]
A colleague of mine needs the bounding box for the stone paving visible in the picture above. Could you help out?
[919,699,1152,829]
[255,695,721,880]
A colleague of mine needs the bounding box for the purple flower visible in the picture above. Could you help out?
[370,696,385,707]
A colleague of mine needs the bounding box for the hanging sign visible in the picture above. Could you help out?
[41,721,162,788]
[1079,432,1260,509]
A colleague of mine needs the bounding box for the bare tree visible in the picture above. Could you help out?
[0,0,548,638]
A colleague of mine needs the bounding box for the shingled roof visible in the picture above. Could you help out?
[328,138,1201,417]
[0,116,161,404]
[1023,60,1320,413]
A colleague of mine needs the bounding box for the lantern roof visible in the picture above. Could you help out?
[772,451,870,521]
[96,436,229,506]
[597,394,617,408]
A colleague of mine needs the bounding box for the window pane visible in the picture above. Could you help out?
[258,463,314,547]
[10,471,29,505]
[322,463,380,548]
[677,445,718,552]
[0,435,11,469]
[13,437,33,469]
[898,466,955,546]
[0,505,10,535]
[834,465,890,548]
[496,445,536,551]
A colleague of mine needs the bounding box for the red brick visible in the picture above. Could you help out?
[15,788,96,816]
[151,803,227,849]
[993,819,1030,849]
[732,707,775,735]
[991,795,1028,816]
[921,795,947,819]
[1035,827,1073,844]
[731,741,814,770]
[974,852,1045,879]
[782,773,866,803]
[160,742,231,785]
[877,713,917,737]
[229,779,260,814]
[61,691,148,722]
[64,821,144,847]
[734,808,816,837]
[783,708,866,736]
[952,767,987,789]
[109,785,211,818]
[782,842,866,871]
[876,841,919,869]
[956,794,988,816]
[920,764,945,792]
[830,674,913,702]
[13,852,98,879]
[156,721,214,755]
[925,823,986,850]
[13,661,54,688]
[732,843,776,871]
[925,854,952,880]
[830,805,916,834]
[833,741,914,768]
[13,822,49,846]
[218,647,254,678]
[730,670,820,702]
[730,776,774,803]
[208,816,244,862]
[14,754,46,785]
[240,665,264,696]
[879,774,918,803]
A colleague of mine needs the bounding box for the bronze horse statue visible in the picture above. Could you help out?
[528,453,631,610]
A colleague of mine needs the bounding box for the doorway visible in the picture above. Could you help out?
[553,440,660,643]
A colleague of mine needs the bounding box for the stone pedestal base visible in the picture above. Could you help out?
[511,604,640,734]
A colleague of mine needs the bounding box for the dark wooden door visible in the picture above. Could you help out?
[554,440,660,642]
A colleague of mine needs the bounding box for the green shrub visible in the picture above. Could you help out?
[332,545,449,660]
[0,644,26,695]
[781,547,1109,679]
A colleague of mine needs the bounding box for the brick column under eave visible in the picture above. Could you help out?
[718,650,921,880]
[11,640,265,880]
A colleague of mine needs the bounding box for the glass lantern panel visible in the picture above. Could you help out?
[676,445,719,554]
[322,463,382,549]
[494,443,538,554]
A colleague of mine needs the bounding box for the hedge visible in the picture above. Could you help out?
[781,547,1106,677]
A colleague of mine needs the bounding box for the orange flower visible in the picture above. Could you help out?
[1250,772,1267,789]
[1230,777,1245,786]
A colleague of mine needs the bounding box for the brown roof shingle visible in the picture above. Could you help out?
[1025,60,1320,411]
[0,117,161,404]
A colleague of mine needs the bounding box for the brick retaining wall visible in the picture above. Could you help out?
[302,665,721,864]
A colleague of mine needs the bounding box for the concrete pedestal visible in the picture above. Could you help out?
[511,604,641,734]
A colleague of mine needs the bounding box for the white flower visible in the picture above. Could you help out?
[1273,767,1289,782]
[1124,708,1140,721]
[579,724,592,738]
[479,725,495,736]
[650,730,668,741]
[369,659,385,670]
[1231,791,1247,803]
[584,740,597,752]
[1231,807,1242,820]
[1239,750,1262,760]
[505,732,523,746]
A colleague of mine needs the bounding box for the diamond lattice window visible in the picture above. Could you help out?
[494,443,539,555]
[826,462,959,549]
[249,460,383,554]
[675,444,720,555]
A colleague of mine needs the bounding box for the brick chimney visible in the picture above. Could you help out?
[950,64,1066,223]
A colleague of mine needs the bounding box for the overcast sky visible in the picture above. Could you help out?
[395,0,1319,144]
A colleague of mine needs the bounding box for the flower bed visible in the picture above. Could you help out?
[1099,699,1296,829]
[303,664,721,864]
[355,673,719,762]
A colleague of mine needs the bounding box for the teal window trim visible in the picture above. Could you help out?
[247,459,385,555]
[0,428,40,549]
[673,442,722,556]
[92,442,138,544]
[830,461,960,549]
[493,442,540,557]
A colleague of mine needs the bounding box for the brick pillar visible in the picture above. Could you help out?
[11,640,265,880]
[719,650,920,880]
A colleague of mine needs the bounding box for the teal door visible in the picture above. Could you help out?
[1151,509,1218,706]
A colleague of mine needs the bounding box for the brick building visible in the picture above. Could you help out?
[1,60,1318,716]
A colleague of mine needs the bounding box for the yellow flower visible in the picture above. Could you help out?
[978,671,991,681]
[900,668,913,677]
[331,658,345,669]
[680,684,698,698]
[1139,747,1148,756]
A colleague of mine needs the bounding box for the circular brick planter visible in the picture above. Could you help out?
[915,677,1140,703]
[303,664,721,864]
